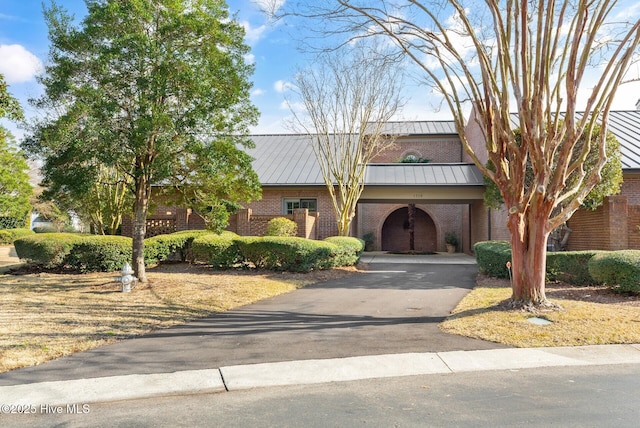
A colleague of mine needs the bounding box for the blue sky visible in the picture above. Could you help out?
[0,0,455,140]
[1,0,639,140]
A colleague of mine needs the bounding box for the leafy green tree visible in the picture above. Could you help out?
[0,74,31,227]
[42,164,133,235]
[25,0,260,281]
[0,128,32,226]
[0,74,23,122]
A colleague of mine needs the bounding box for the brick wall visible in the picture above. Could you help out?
[121,204,206,238]
[230,208,318,239]
[566,196,634,251]
[356,202,466,252]
[245,188,337,238]
[462,107,489,165]
[629,205,640,249]
[621,174,640,204]
[371,136,463,163]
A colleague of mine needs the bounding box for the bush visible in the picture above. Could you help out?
[0,228,34,245]
[474,241,512,278]
[362,232,376,251]
[191,233,241,269]
[546,251,602,285]
[236,236,335,272]
[66,236,132,273]
[588,250,640,293]
[14,233,84,268]
[264,217,297,237]
[324,236,365,267]
[0,217,27,229]
[145,230,212,265]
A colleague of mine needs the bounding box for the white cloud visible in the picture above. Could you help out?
[240,20,267,45]
[251,88,265,96]
[0,44,43,84]
[274,79,294,93]
[244,53,255,64]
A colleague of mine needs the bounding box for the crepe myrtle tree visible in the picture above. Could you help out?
[288,44,405,236]
[274,0,640,309]
[24,0,260,282]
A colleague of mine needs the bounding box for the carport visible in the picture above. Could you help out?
[356,163,487,253]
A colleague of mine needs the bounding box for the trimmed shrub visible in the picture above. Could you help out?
[0,228,34,245]
[474,241,512,278]
[264,217,297,237]
[588,250,640,293]
[324,236,365,267]
[145,230,212,265]
[236,236,335,272]
[546,251,602,285]
[0,217,27,229]
[191,233,241,269]
[66,236,132,273]
[14,233,84,268]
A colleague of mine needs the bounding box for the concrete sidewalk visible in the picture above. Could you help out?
[2,345,640,406]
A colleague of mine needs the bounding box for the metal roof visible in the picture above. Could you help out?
[365,120,458,136]
[508,110,640,170]
[248,134,325,185]
[364,163,484,186]
[247,112,640,187]
[607,111,640,170]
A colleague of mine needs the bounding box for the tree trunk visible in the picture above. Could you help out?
[507,208,551,308]
[337,214,351,236]
[132,176,150,283]
[408,204,415,251]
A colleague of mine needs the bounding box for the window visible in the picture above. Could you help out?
[283,198,317,215]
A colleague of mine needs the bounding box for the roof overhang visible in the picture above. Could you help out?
[359,185,485,203]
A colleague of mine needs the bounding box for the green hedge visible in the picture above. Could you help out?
[0,228,34,245]
[546,251,602,285]
[191,233,241,269]
[236,236,336,272]
[192,235,362,272]
[14,233,85,269]
[324,236,365,267]
[14,231,364,273]
[0,217,27,229]
[474,241,512,278]
[588,251,640,293]
[145,230,212,265]
[65,236,132,273]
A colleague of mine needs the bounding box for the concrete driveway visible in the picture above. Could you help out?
[0,253,504,386]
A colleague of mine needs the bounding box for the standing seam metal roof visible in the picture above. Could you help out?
[248,113,640,186]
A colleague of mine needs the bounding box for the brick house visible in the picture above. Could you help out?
[127,108,640,253]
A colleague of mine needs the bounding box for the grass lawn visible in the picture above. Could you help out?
[440,275,640,347]
[0,263,356,373]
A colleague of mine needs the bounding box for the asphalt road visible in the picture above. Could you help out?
[3,364,640,427]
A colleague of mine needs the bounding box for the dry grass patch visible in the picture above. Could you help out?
[0,263,357,373]
[440,275,640,347]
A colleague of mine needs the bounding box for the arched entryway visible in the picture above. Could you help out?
[381,206,437,252]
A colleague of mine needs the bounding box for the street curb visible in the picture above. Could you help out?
[3,345,638,406]
[0,370,225,407]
